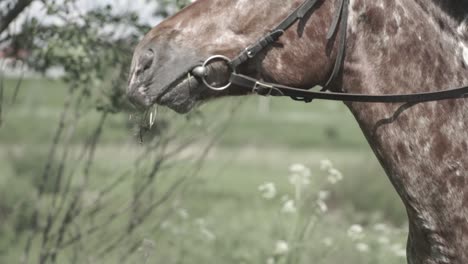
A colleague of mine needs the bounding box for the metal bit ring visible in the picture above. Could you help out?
[201,55,235,91]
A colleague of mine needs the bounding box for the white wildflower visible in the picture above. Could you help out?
[160,221,171,230]
[281,195,290,203]
[373,223,389,233]
[273,240,290,256]
[140,239,155,249]
[356,243,370,253]
[328,177,338,184]
[395,249,407,258]
[288,163,311,186]
[178,209,189,219]
[347,224,364,240]
[258,182,277,199]
[330,168,343,180]
[317,200,328,213]
[391,243,407,258]
[318,190,330,201]
[289,163,308,174]
[327,168,343,184]
[289,173,311,186]
[193,218,216,241]
[377,236,390,245]
[322,237,333,247]
[201,227,216,241]
[266,257,275,264]
[138,239,156,260]
[281,200,297,214]
[320,159,333,171]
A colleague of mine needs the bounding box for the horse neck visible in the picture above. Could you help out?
[343,0,468,262]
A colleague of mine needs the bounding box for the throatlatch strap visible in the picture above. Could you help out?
[325,0,349,88]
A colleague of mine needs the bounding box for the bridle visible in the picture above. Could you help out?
[193,0,468,103]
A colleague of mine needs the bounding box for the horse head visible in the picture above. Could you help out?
[127,0,341,113]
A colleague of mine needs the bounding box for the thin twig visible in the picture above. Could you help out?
[11,64,25,103]
[51,92,86,209]
[108,110,234,261]
[48,112,108,263]
[0,65,4,127]
[22,86,75,264]
[0,0,33,35]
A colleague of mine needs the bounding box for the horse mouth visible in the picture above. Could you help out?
[155,71,202,114]
[129,62,230,114]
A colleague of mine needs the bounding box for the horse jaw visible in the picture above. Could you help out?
[127,39,235,114]
[127,31,246,113]
[126,35,203,113]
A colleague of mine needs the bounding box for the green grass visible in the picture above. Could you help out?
[0,77,408,263]
[201,96,368,149]
[1,78,367,148]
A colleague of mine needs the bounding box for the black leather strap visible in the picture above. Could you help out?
[231,30,284,68]
[204,0,468,104]
[325,0,349,87]
[230,0,349,89]
[275,0,320,29]
[230,0,320,68]
[230,73,468,103]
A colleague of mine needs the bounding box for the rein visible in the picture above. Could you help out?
[194,0,468,103]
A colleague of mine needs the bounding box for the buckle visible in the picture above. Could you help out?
[246,48,254,58]
[253,81,274,95]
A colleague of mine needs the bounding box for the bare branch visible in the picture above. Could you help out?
[0,0,34,35]
[0,66,4,127]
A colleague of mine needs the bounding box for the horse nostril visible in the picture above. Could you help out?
[137,49,155,76]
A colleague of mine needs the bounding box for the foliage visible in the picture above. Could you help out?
[0,1,408,263]
[155,0,193,17]
[0,1,228,263]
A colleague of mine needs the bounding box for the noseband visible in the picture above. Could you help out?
[194,0,468,103]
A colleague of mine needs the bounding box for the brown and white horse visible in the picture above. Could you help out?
[127,0,468,263]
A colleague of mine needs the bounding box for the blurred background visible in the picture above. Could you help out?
[0,1,408,263]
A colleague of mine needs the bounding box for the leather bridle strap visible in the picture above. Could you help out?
[230,0,320,69]
[199,0,468,103]
[230,73,468,103]
[229,0,350,89]
[325,0,349,87]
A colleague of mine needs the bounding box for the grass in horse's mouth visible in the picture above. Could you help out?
[129,104,159,143]
[133,71,201,142]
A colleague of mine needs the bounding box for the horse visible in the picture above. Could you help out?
[127,0,468,263]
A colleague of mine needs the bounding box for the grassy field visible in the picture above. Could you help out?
[0,78,408,263]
